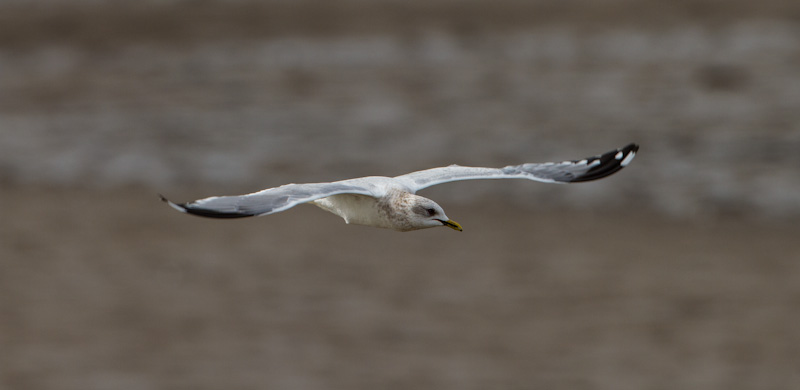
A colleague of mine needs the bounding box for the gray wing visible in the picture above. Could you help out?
[160,182,376,218]
[395,143,638,192]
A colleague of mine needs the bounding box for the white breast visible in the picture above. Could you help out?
[311,194,390,228]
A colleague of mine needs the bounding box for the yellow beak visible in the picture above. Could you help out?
[440,219,463,231]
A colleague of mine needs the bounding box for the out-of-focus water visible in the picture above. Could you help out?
[1,3,799,219]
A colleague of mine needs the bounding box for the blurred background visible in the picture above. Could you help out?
[1,0,799,389]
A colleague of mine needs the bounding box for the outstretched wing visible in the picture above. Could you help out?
[395,143,638,192]
[160,182,376,218]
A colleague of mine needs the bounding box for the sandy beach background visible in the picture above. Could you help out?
[2,1,800,389]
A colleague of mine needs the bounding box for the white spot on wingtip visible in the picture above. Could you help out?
[621,151,636,166]
[588,159,601,168]
[615,151,624,160]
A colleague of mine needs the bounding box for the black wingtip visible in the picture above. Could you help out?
[567,143,639,183]
[159,193,256,219]
[181,208,256,219]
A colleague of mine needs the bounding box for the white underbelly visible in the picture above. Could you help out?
[311,194,387,228]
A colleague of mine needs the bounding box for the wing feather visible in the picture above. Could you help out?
[396,143,638,192]
[160,182,377,219]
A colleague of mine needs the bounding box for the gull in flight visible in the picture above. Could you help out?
[161,143,638,232]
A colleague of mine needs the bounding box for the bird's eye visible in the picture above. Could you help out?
[413,205,438,217]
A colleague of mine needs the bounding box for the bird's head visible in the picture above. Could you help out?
[401,195,462,232]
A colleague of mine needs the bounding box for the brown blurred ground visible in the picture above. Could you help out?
[2,187,800,390]
[2,1,800,389]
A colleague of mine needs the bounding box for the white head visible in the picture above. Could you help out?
[390,193,462,232]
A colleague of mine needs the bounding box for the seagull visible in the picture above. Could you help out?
[161,143,638,232]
